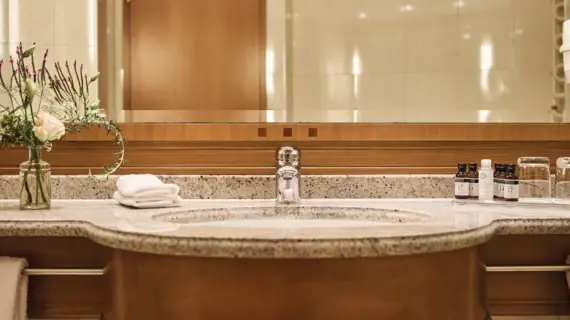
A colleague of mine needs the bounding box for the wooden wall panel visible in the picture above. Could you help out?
[58,123,570,142]
[2,124,570,175]
[2,139,570,175]
[127,0,266,114]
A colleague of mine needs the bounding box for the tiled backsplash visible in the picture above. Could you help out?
[267,0,560,122]
[0,175,454,200]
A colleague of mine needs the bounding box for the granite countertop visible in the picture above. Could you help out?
[1,199,570,258]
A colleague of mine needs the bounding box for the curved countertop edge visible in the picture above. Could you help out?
[2,199,570,258]
[0,219,569,259]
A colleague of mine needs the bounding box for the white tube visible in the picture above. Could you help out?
[479,159,494,201]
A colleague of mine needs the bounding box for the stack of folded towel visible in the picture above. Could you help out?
[113,174,182,208]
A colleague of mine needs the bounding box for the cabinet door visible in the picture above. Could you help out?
[126,0,267,121]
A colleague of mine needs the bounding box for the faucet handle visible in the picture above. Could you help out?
[277,146,300,168]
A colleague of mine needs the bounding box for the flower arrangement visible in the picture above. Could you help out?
[0,43,124,209]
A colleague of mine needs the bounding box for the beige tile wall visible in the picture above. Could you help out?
[0,0,98,107]
[269,0,559,122]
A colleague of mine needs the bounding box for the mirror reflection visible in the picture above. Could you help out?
[0,0,566,123]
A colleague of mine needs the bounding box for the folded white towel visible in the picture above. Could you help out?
[114,191,182,209]
[0,257,28,320]
[116,174,179,198]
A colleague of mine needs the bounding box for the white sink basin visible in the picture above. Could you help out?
[154,205,431,229]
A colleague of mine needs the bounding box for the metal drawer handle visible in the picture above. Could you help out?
[23,268,106,276]
[486,265,570,272]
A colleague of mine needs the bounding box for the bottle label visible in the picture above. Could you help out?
[455,178,469,196]
[493,178,498,197]
[504,180,519,199]
[498,179,505,197]
[469,178,479,197]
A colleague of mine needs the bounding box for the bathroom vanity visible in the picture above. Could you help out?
[2,199,570,319]
[0,0,569,318]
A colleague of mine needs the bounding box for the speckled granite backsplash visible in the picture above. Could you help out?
[0,175,454,199]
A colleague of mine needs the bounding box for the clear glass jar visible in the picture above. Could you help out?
[517,157,552,198]
[19,147,51,210]
[556,157,570,199]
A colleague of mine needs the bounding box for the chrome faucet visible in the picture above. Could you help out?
[276,146,301,204]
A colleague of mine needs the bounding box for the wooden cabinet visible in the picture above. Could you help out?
[110,248,483,320]
[1,237,483,320]
[4,234,570,319]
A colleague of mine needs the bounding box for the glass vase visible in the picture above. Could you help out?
[19,147,51,210]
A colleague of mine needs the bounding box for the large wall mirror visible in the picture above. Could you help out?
[2,0,570,175]
[0,0,567,123]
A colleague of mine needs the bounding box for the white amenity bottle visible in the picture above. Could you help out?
[479,159,494,201]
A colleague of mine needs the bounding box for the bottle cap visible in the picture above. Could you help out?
[458,163,467,170]
[481,159,492,169]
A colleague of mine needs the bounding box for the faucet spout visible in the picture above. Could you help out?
[276,147,301,204]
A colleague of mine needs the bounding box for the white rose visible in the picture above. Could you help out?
[33,112,65,142]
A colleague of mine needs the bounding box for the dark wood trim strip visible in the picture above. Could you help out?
[62,123,570,142]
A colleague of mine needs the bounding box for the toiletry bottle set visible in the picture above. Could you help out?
[493,163,519,202]
[455,160,519,202]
